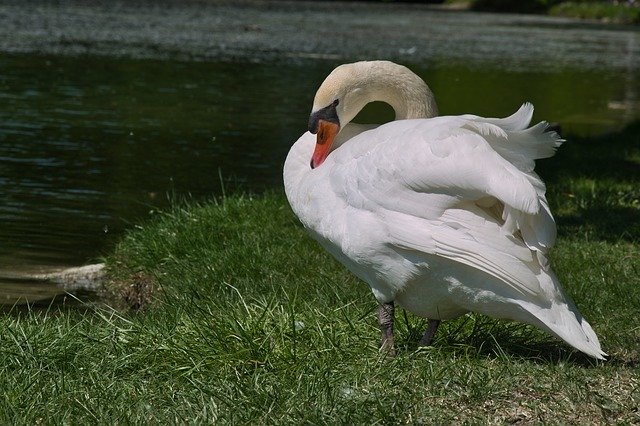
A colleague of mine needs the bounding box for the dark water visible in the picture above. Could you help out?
[0,52,638,302]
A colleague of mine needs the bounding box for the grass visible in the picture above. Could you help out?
[1,121,639,423]
[549,2,640,24]
[448,0,640,24]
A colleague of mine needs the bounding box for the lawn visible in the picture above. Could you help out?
[454,0,640,24]
[1,122,638,423]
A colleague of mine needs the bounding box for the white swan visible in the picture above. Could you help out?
[283,60,606,360]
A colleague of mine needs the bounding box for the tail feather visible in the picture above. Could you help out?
[468,103,562,254]
[525,270,607,360]
[534,304,607,360]
[462,103,564,172]
[461,102,534,131]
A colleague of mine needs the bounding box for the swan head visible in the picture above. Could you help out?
[307,61,437,169]
[308,98,341,170]
[307,63,361,169]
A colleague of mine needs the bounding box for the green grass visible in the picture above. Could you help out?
[456,0,640,24]
[549,2,640,24]
[1,122,639,423]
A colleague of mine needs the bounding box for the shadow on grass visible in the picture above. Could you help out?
[558,205,640,242]
[543,126,640,182]
[399,314,638,367]
[538,120,640,243]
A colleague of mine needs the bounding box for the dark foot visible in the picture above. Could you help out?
[378,301,395,355]
[419,319,441,346]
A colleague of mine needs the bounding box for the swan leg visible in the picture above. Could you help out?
[419,319,441,346]
[378,301,395,355]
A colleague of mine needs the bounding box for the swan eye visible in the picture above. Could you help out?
[332,99,339,106]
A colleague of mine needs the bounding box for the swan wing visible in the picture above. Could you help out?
[328,113,560,299]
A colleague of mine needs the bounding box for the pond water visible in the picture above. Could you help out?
[1,10,639,303]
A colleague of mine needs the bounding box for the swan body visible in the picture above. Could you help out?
[283,60,605,360]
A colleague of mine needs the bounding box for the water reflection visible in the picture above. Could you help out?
[0,54,638,302]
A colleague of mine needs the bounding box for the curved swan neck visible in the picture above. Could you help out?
[357,62,438,121]
[313,61,438,127]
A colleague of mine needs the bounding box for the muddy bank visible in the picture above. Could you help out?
[1,0,638,70]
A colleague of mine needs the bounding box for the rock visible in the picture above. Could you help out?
[4,263,106,293]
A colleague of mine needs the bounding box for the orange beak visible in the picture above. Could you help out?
[310,119,340,169]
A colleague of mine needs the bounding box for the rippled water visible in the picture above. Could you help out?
[0,15,639,303]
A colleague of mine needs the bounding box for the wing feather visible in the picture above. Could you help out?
[329,112,558,299]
